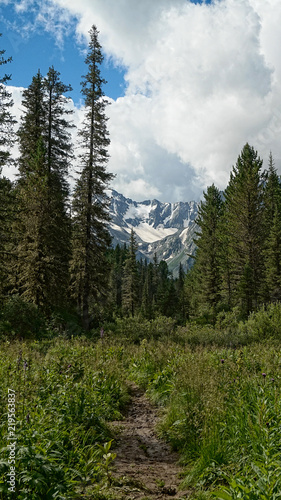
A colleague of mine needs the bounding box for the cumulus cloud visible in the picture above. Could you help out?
[4,0,281,201]
[2,86,24,179]
[52,0,281,200]
[0,0,77,50]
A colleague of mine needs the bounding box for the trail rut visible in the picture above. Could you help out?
[110,384,190,500]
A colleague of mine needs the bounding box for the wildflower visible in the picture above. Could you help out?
[221,359,225,364]
[271,378,275,382]
[17,350,22,368]
[262,373,266,378]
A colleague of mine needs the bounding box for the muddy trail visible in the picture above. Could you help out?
[109,384,190,500]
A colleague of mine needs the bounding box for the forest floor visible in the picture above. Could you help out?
[109,384,191,500]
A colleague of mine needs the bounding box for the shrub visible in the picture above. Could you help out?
[0,296,46,339]
[104,316,176,343]
[238,302,281,341]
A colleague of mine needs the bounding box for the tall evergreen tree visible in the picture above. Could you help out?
[155,260,177,317]
[15,68,73,311]
[15,139,50,307]
[122,229,139,317]
[0,33,15,171]
[192,184,224,320]
[107,244,128,316]
[140,261,154,319]
[42,67,73,307]
[43,66,73,190]
[224,144,264,317]
[0,34,16,302]
[18,71,45,178]
[175,262,187,323]
[263,153,281,301]
[71,25,114,329]
[0,176,14,302]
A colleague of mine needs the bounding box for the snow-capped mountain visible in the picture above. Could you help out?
[108,190,199,275]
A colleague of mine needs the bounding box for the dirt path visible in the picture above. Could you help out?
[110,384,190,500]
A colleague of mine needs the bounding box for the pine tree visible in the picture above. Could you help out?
[15,139,50,307]
[224,144,264,317]
[0,176,14,302]
[18,71,45,178]
[0,33,15,171]
[0,34,16,302]
[184,264,197,319]
[107,244,128,316]
[140,261,154,319]
[43,66,73,190]
[263,153,281,301]
[155,261,177,317]
[175,262,187,323]
[15,68,73,311]
[71,25,114,329]
[122,229,139,317]
[42,67,73,307]
[192,184,224,320]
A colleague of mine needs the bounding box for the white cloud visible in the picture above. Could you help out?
[1,0,77,50]
[52,0,281,200]
[2,86,23,179]
[4,0,281,201]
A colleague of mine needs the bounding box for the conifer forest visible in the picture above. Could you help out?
[2,27,281,500]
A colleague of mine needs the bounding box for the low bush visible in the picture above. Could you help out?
[102,315,176,343]
[0,296,46,339]
[238,302,281,341]
[0,338,129,499]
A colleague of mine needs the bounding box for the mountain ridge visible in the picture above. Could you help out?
[108,189,199,274]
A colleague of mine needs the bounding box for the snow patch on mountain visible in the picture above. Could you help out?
[124,203,153,222]
[108,189,199,274]
[124,223,178,243]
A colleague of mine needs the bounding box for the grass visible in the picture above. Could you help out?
[0,337,130,499]
[1,305,281,498]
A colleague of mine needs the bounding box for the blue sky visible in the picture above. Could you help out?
[1,0,281,202]
[1,2,126,104]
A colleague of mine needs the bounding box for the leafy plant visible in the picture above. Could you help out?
[97,440,117,486]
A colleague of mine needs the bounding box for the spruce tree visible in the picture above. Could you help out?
[0,34,16,302]
[15,139,50,307]
[71,25,114,329]
[224,144,264,317]
[107,244,128,316]
[18,71,45,178]
[122,229,139,317]
[155,261,177,317]
[15,68,73,311]
[263,153,281,301]
[42,67,73,307]
[0,176,14,302]
[0,33,15,170]
[175,262,187,323]
[140,261,154,319]
[192,184,224,321]
[43,66,73,190]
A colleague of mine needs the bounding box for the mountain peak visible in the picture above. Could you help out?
[108,190,199,274]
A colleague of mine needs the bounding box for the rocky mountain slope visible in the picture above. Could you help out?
[108,190,199,275]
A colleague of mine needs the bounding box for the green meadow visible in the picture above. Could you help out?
[1,306,281,499]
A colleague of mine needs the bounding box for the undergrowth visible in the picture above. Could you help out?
[0,338,129,499]
[1,303,281,498]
